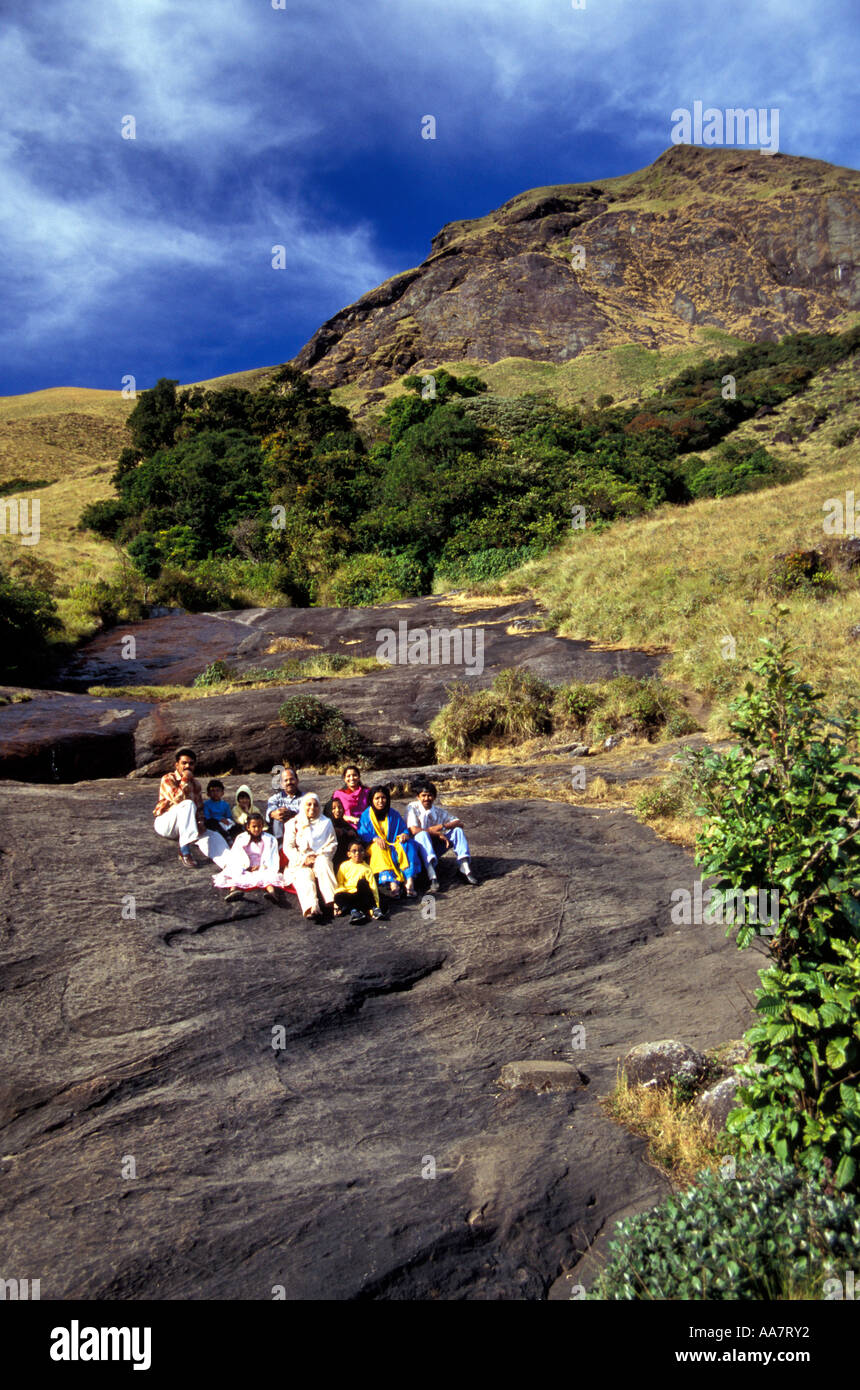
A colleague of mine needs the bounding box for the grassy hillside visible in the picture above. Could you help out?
[494,414,860,727]
[331,329,753,421]
[1,324,856,671]
[0,334,751,605]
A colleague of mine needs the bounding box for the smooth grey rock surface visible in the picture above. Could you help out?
[0,776,760,1299]
[2,596,663,782]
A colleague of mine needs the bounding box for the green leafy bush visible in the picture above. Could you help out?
[766,549,839,598]
[193,660,235,687]
[277,694,361,764]
[590,1158,860,1300]
[67,572,147,628]
[590,675,694,742]
[322,552,426,606]
[686,632,860,1188]
[435,545,544,586]
[0,565,60,680]
[686,442,803,499]
[552,681,602,729]
[78,498,127,538]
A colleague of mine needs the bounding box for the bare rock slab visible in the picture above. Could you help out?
[498,1061,587,1093]
[0,779,761,1299]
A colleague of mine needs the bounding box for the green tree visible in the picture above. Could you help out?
[126,378,183,455]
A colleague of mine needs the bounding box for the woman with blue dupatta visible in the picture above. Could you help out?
[357,785,421,899]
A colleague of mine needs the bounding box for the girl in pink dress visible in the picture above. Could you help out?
[213,813,286,903]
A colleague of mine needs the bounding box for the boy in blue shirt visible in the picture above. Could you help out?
[203,779,241,844]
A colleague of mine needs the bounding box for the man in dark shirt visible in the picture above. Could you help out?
[266,765,302,845]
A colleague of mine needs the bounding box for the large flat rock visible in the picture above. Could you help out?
[0,776,761,1299]
[0,687,153,781]
[4,597,663,780]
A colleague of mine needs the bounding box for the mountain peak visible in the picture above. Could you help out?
[294,147,860,389]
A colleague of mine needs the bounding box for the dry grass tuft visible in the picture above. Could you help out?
[602,1071,727,1189]
[263,636,320,656]
[434,592,531,611]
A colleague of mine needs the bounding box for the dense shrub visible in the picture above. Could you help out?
[322,552,425,606]
[78,498,127,538]
[435,545,543,586]
[552,681,603,729]
[430,668,554,758]
[277,694,361,764]
[150,565,234,612]
[427,684,500,760]
[685,442,803,499]
[432,673,697,758]
[67,573,147,628]
[0,565,59,679]
[766,549,839,598]
[634,780,688,821]
[686,634,860,1188]
[590,1158,860,1300]
[193,660,234,687]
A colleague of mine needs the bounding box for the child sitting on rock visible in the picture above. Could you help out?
[232,783,261,829]
[333,841,388,924]
[406,780,478,889]
[212,812,286,904]
[203,779,241,843]
[325,794,361,870]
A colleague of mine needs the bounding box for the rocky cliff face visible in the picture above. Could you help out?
[294,146,860,389]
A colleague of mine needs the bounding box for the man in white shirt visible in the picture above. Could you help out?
[406,780,478,890]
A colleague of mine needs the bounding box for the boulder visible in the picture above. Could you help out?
[622,1039,706,1090]
[498,1061,587,1093]
[696,1075,743,1131]
[0,688,152,782]
[713,1039,750,1069]
[130,681,435,776]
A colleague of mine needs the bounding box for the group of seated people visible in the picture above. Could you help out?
[152,748,479,924]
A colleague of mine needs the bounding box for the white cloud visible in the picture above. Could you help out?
[0,0,855,374]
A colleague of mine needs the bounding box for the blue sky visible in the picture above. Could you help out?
[0,0,857,396]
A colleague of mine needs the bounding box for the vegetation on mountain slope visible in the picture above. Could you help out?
[0,323,857,692]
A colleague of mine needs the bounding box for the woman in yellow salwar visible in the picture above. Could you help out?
[357,785,421,899]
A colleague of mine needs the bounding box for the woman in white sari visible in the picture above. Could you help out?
[283,793,338,920]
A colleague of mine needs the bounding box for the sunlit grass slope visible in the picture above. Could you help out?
[496,433,860,729]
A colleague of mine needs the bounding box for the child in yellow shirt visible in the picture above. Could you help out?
[334,842,388,924]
